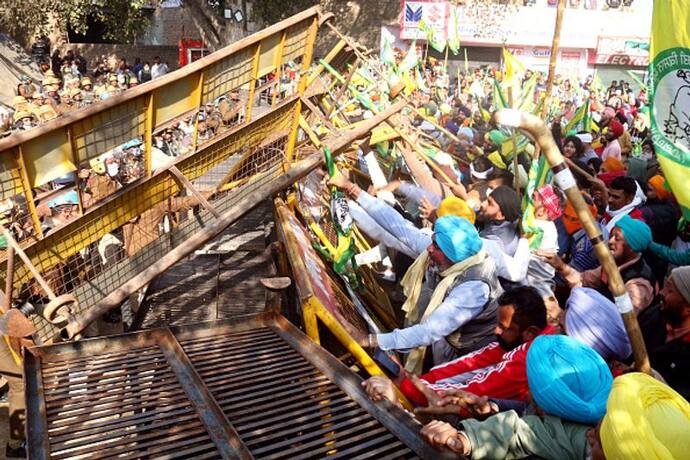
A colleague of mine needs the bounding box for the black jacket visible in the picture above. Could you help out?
[638,303,690,400]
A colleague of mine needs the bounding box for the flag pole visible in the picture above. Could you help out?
[495,110,652,375]
[540,0,566,120]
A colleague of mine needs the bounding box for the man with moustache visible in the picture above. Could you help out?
[362,286,557,407]
[638,266,690,399]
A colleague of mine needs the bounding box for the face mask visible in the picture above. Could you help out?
[106,163,119,177]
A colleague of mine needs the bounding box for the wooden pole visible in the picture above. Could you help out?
[540,0,566,120]
[495,109,651,374]
[4,245,14,311]
[507,86,520,191]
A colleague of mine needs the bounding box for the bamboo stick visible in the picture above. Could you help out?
[495,109,651,374]
[540,0,566,120]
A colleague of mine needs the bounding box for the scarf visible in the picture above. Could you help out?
[605,181,646,231]
[400,249,487,373]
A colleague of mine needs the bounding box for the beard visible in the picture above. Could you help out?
[496,334,522,351]
[660,301,684,327]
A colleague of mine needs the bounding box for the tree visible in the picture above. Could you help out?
[0,0,151,44]
[179,0,317,51]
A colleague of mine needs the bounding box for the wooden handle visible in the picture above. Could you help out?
[495,109,651,374]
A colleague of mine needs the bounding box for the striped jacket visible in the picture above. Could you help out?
[399,325,558,407]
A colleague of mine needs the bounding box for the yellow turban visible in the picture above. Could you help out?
[601,372,690,460]
[437,196,476,224]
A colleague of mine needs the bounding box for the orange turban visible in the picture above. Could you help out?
[648,175,673,201]
[602,157,625,173]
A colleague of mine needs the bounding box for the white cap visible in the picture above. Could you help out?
[576,133,593,143]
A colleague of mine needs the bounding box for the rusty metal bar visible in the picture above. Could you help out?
[154,329,252,459]
[168,165,221,218]
[268,315,452,459]
[24,349,51,460]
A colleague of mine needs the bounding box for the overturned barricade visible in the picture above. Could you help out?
[25,313,448,459]
[4,8,469,458]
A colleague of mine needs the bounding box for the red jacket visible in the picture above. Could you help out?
[400,325,558,406]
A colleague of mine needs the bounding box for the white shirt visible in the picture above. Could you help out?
[151,63,169,79]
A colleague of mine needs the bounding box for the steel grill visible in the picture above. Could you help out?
[178,327,419,459]
[26,314,452,459]
[38,345,221,459]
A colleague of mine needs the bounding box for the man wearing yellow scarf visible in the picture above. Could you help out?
[329,172,502,371]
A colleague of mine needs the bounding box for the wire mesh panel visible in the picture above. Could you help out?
[70,96,148,164]
[1,99,296,344]
[283,21,312,64]
[203,47,255,104]
[26,314,448,459]
[0,8,321,344]
[0,149,39,246]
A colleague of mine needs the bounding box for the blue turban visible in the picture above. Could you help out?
[433,215,483,263]
[615,215,652,252]
[527,335,613,424]
[566,287,632,361]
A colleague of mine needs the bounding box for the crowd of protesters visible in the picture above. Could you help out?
[1,31,687,457]
[313,46,690,459]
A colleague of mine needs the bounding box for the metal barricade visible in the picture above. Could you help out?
[0,8,323,344]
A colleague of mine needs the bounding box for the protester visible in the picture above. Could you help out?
[418,335,612,459]
[362,286,555,407]
[565,287,632,362]
[637,266,690,399]
[151,56,169,79]
[596,372,690,460]
[477,185,522,258]
[547,215,656,314]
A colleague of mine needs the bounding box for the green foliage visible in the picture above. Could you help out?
[0,0,151,43]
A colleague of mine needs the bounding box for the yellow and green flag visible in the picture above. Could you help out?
[502,48,526,83]
[398,40,419,74]
[447,6,461,55]
[564,99,592,134]
[419,18,446,53]
[650,0,690,219]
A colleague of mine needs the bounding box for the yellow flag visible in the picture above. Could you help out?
[502,48,526,82]
[650,0,690,219]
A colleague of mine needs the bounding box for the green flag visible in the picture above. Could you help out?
[650,0,690,219]
[518,73,538,112]
[322,147,356,275]
[398,40,419,74]
[381,36,396,68]
[521,155,551,250]
[493,78,508,109]
[564,99,592,133]
[419,17,446,53]
[447,6,460,55]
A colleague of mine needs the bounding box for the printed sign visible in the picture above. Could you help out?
[593,36,650,66]
[400,0,448,40]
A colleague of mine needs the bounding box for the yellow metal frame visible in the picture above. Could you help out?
[274,197,411,409]
[0,8,322,281]
[244,43,262,123]
[284,16,319,164]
